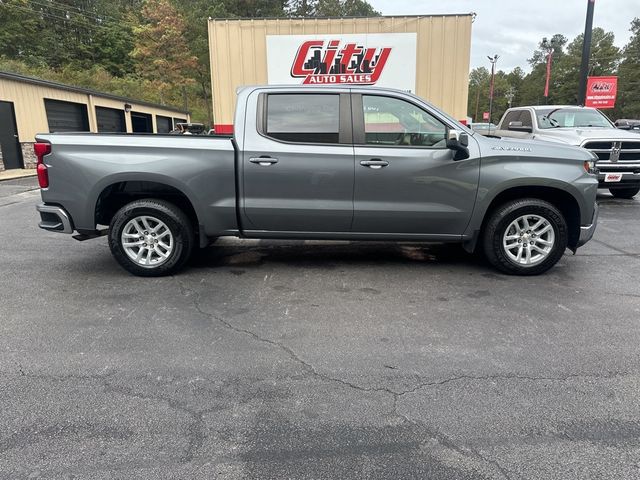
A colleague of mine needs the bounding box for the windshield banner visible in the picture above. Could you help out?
[585,76,617,109]
[266,33,417,92]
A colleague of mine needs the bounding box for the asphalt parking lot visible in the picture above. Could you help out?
[1,176,639,479]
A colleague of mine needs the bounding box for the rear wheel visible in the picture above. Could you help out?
[108,199,194,276]
[609,187,640,199]
[482,198,568,275]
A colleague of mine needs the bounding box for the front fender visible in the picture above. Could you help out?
[464,154,598,237]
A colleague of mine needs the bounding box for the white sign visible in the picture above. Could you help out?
[266,33,417,92]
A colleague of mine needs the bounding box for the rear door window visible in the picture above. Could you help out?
[265,94,340,144]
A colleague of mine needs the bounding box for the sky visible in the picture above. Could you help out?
[367,0,640,72]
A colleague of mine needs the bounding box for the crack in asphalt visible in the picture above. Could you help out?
[2,366,212,465]
[172,276,631,476]
[173,276,628,397]
[591,239,636,256]
[100,381,218,464]
[389,397,516,480]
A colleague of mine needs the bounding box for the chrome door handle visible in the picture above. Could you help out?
[360,159,389,169]
[249,157,279,166]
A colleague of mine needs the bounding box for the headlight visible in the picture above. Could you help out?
[583,160,598,174]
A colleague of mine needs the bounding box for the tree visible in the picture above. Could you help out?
[288,0,379,16]
[616,18,640,118]
[554,27,620,105]
[467,67,489,121]
[516,34,568,106]
[0,0,40,60]
[131,0,198,104]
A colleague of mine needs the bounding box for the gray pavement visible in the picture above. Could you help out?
[0,177,639,479]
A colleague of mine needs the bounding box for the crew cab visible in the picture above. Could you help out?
[495,105,640,199]
[35,86,598,276]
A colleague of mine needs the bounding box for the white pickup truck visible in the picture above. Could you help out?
[495,106,640,199]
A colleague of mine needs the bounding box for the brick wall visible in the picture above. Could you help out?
[20,142,37,169]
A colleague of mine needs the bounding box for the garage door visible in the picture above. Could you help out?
[44,99,90,132]
[156,115,172,133]
[96,107,125,132]
[131,112,152,133]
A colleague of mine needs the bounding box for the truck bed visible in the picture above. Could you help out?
[35,133,239,237]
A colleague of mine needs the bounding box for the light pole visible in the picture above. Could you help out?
[487,54,499,134]
[578,0,596,105]
[542,37,557,103]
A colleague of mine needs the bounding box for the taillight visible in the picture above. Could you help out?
[34,142,51,188]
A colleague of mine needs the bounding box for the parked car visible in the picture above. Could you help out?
[34,86,598,277]
[469,122,498,136]
[495,106,640,199]
[615,119,640,131]
[170,122,207,135]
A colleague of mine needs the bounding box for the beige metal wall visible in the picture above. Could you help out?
[208,15,473,127]
[0,77,190,142]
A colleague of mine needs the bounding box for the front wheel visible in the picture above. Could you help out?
[609,187,640,199]
[108,199,195,277]
[482,198,568,275]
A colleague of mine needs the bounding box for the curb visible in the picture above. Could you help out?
[0,170,37,182]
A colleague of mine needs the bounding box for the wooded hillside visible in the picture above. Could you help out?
[0,0,378,123]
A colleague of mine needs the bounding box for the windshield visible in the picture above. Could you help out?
[536,108,614,129]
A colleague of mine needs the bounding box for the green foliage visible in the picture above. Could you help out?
[617,18,640,119]
[1,0,379,125]
[288,0,379,16]
[469,23,638,122]
[131,0,198,102]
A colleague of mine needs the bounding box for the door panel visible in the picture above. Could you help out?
[353,146,480,234]
[243,144,355,232]
[352,93,480,235]
[241,92,354,233]
[0,101,24,170]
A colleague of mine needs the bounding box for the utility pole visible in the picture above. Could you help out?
[474,86,480,122]
[505,86,516,108]
[578,0,596,105]
[487,54,499,134]
[541,37,557,103]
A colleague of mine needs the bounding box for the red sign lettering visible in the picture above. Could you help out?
[290,40,392,85]
[585,76,618,109]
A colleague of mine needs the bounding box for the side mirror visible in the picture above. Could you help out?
[446,129,470,160]
[508,121,533,133]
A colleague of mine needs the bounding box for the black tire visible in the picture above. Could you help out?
[609,187,640,199]
[482,198,568,276]
[108,199,194,277]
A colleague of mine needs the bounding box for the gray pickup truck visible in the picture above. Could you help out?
[35,86,598,276]
[495,105,640,199]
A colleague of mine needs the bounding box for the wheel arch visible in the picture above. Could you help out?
[93,176,203,243]
[465,185,582,252]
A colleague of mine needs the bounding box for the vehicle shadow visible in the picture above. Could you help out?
[189,241,483,271]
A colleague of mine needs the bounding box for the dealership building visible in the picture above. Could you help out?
[208,14,473,133]
[0,71,190,171]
